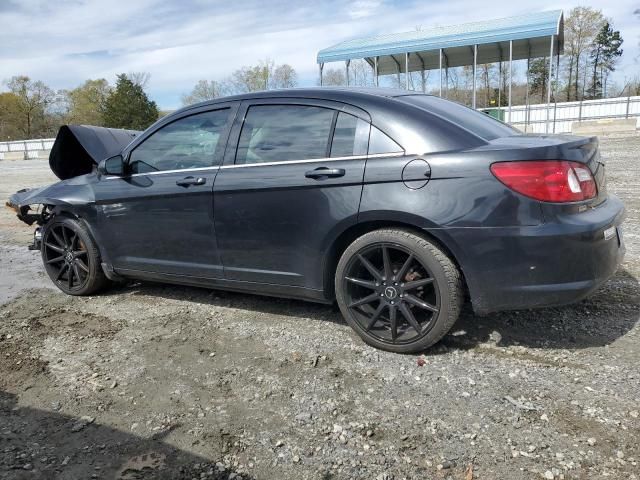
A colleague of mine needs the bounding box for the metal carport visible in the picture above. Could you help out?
[317,10,564,131]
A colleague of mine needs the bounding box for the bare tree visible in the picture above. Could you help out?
[563,7,606,100]
[5,76,54,138]
[321,68,346,86]
[127,72,151,89]
[272,64,298,89]
[181,80,228,106]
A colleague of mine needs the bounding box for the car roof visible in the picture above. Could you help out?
[180,87,428,112]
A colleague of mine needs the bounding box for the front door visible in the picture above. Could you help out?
[93,104,237,278]
[213,100,370,290]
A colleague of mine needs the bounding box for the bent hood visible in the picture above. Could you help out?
[49,125,140,180]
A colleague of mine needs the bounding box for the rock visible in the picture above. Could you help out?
[587,438,596,446]
[543,470,554,479]
[293,455,300,463]
[295,413,312,422]
[333,424,343,433]
[110,381,118,389]
[71,416,95,433]
[275,440,284,448]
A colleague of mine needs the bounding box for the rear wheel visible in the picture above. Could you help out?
[41,216,110,295]
[335,229,463,353]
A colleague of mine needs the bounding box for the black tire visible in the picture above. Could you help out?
[41,216,111,296]
[335,228,463,353]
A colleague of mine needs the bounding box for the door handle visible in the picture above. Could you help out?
[305,167,346,179]
[176,176,206,187]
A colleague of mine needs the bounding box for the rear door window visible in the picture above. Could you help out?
[330,112,369,157]
[236,105,334,164]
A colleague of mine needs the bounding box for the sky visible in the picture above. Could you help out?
[0,0,638,110]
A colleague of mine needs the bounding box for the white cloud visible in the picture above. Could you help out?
[0,0,637,109]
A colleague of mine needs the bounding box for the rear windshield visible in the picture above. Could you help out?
[397,95,518,141]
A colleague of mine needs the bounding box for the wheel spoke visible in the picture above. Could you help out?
[381,246,392,281]
[398,302,423,335]
[71,233,78,250]
[73,263,83,284]
[365,302,386,330]
[50,229,64,248]
[404,294,438,313]
[61,226,69,247]
[46,255,65,264]
[357,254,382,282]
[73,250,88,257]
[395,253,414,282]
[56,264,68,281]
[348,292,380,309]
[67,264,74,288]
[76,258,89,272]
[345,277,377,289]
[403,278,434,291]
[389,305,398,341]
[45,242,64,253]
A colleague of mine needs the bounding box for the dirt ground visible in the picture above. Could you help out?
[0,134,638,480]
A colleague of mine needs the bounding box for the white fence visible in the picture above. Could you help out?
[499,96,640,134]
[0,138,54,160]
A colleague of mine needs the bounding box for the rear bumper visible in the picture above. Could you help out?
[432,195,626,315]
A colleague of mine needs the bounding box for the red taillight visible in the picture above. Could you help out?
[490,160,597,203]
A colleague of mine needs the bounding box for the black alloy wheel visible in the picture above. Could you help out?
[41,217,110,296]
[336,229,463,353]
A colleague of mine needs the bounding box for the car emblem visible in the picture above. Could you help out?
[384,286,398,299]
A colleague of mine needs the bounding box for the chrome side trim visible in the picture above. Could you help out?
[103,165,220,180]
[218,152,405,170]
[102,152,407,178]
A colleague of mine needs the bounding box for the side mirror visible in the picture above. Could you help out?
[98,155,125,176]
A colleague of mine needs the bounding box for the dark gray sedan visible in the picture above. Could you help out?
[8,88,625,353]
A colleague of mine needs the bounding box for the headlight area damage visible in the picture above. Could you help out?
[6,125,139,240]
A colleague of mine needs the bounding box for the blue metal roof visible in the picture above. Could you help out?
[317,10,563,64]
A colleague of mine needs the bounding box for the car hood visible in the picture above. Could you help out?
[49,125,140,180]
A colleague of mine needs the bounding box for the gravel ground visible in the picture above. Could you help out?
[0,134,638,480]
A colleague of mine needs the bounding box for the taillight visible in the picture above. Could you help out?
[490,160,597,202]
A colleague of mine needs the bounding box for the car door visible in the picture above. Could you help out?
[93,103,237,279]
[213,99,370,290]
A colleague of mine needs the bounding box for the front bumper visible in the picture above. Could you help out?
[434,195,626,315]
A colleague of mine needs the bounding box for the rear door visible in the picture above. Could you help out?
[94,103,237,278]
[213,99,370,290]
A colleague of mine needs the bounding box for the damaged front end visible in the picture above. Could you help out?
[7,124,140,248]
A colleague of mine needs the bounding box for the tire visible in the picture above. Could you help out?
[41,216,111,296]
[335,228,463,353]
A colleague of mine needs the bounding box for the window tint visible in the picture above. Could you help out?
[236,105,334,164]
[330,112,369,157]
[368,126,403,155]
[398,95,518,140]
[129,109,229,174]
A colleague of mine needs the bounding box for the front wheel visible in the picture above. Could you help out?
[41,216,111,296]
[335,229,463,353]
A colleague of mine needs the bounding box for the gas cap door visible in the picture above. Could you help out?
[401,158,431,189]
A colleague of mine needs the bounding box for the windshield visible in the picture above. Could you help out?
[397,95,519,141]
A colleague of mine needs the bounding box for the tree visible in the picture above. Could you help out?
[181,80,227,106]
[587,22,623,98]
[65,79,111,125]
[102,74,159,130]
[529,58,549,102]
[5,76,55,138]
[321,68,346,86]
[0,92,23,141]
[127,72,151,89]
[563,7,606,100]
[272,64,297,89]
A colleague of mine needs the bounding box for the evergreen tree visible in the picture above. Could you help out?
[103,74,158,130]
[588,23,623,98]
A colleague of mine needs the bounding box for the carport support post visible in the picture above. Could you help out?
[508,40,513,124]
[374,56,379,87]
[472,44,477,108]
[439,48,443,97]
[405,52,410,90]
[345,60,350,87]
[545,35,554,134]
[319,63,324,86]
